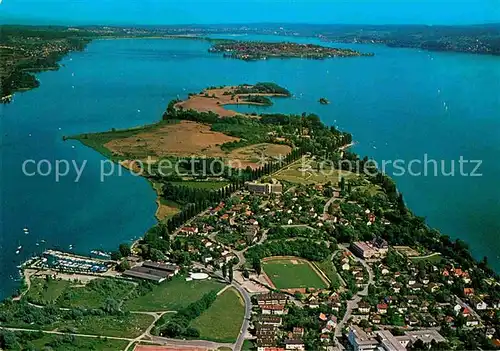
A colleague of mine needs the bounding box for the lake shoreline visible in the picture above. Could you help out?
[2,34,499,300]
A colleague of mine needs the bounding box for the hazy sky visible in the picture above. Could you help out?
[1,0,499,25]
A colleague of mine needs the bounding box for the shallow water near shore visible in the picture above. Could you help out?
[1,36,499,299]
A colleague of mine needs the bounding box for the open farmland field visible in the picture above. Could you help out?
[190,288,245,342]
[103,120,239,159]
[228,143,292,169]
[274,157,357,185]
[262,257,329,290]
[124,276,225,312]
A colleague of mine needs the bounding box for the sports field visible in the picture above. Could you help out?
[262,257,329,289]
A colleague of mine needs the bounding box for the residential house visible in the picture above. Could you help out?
[257,338,278,351]
[292,327,304,338]
[327,316,337,328]
[486,328,496,339]
[180,227,198,235]
[372,314,382,325]
[427,283,440,293]
[262,304,286,315]
[466,315,479,327]
[255,325,278,339]
[407,295,418,304]
[411,283,423,292]
[398,303,408,314]
[307,295,320,309]
[463,288,475,296]
[407,315,419,326]
[421,300,430,312]
[380,266,390,275]
[462,307,471,317]
[471,296,488,311]
[261,316,283,326]
[377,303,388,314]
[421,276,430,285]
[358,302,371,314]
[257,293,288,306]
[284,339,305,351]
[321,325,334,334]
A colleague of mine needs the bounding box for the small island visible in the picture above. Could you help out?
[208,41,374,61]
[319,97,330,105]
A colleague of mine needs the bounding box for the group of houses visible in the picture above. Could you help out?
[336,250,368,289]
[255,293,306,351]
[318,312,338,345]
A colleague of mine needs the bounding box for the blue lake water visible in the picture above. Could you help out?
[1,36,499,299]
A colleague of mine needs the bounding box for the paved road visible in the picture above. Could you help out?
[199,262,252,351]
[150,336,233,349]
[334,246,374,337]
[323,195,338,220]
[124,311,178,351]
[232,282,253,351]
[455,296,483,324]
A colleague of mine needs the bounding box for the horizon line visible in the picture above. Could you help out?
[2,21,500,28]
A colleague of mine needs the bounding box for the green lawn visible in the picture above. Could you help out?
[410,253,442,263]
[25,277,70,304]
[353,183,382,197]
[315,259,341,288]
[169,181,230,190]
[262,258,329,289]
[124,276,225,312]
[190,288,245,343]
[242,340,255,351]
[25,277,135,309]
